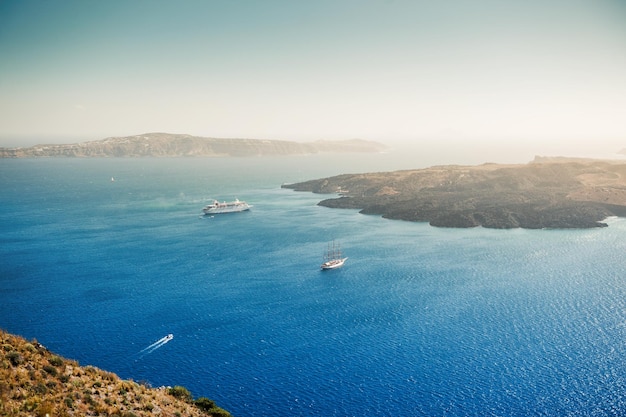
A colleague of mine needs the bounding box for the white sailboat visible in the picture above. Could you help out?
[321,240,347,270]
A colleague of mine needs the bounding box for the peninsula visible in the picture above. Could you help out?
[282,157,626,229]
[0,133,387,158]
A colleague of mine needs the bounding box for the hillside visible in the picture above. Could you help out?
[282,157,626,229]
[0,133,387,158]
[0,330,231,417]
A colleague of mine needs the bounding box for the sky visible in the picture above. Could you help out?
[1,0,625,155]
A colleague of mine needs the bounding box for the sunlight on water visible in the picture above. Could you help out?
[1,157,626,416]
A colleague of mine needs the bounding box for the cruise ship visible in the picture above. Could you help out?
[203,198,251,215]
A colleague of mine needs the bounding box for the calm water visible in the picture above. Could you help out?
[2,155,626,416]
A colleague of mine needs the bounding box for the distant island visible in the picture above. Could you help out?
[0,132,387,158]
[282,157,626,229]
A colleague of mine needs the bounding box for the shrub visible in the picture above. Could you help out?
[168,385,192,402]
[194,397,232,417]
[64,397,74,408]
[194,397,216,411]
[33,382,47,395]
[209,407,233,417]
[83,393,95,405]
[49,355,64,367]
[6,351,23,366]
[43,365,58,376]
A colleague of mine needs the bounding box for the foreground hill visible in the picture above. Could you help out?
[0,330,231,417]
[282,157,626,229]
[0,133,387,157]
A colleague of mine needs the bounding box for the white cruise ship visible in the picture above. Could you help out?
[203,199,251,215]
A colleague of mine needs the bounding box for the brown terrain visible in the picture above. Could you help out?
[282,157,626,229]
[0,330,231,417]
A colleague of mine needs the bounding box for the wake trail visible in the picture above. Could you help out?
[135,334,174,359]
[144,338,171,354]
[139,335,170,353]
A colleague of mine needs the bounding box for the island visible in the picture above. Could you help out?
[0,132,387,158]
[282,157,626,229]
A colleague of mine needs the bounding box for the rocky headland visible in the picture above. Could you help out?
[0,133,387,158]
[282,157,626,229]
[0,329,231,417]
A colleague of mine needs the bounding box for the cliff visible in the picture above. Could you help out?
[0,133,387,158]
[0,330,231,417]
[282,158,626,229]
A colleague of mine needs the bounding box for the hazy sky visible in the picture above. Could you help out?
[1,0,625,151]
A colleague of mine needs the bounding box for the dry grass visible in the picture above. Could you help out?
[0,329,231,417]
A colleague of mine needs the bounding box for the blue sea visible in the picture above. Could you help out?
[2,154,626,416]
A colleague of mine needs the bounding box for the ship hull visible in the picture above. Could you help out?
[203,206,250,214]
[321,257,348,270]
[202,199,251,215]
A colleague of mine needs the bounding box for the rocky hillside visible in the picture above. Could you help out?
[282,158,626,229]
[0,330,231,417]
[0,133,387,157]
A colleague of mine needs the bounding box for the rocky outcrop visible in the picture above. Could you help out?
[0,133,387,158]
[282,158,626,229]
[0,329,231,417]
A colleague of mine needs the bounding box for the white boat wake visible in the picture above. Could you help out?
[137,334,173,357]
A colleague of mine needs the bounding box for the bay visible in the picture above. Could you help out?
[2,155,626,416]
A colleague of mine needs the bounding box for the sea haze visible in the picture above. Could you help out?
[2,155,626,416]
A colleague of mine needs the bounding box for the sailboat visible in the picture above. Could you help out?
[321,240,347,270]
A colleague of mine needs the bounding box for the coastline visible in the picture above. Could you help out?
[282,158,626,229]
